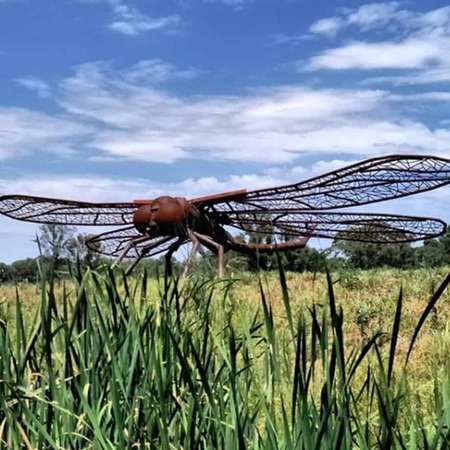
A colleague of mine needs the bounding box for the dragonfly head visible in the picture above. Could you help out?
[133,196,192,233]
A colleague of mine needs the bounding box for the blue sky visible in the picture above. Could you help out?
[1,0,450,262]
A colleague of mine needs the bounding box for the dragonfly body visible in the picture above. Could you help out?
[131,196,306,275]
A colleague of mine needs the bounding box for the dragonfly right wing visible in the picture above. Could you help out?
[194,155,450,214]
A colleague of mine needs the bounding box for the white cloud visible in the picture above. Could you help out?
[412,6,450,39]
[79,0,181,36]
[109,14,180,36]
[4,59,450,167]
[60,60,199,89]
[345,2,410,31]
[15,77,51,98]
[290,120,450,155]
[0,158,397,203]
[288,3,410,42]
[59,62,412,162]
[204,0,252,10]
[272,33,308,45]
[389,92,450,102]
[303,4,450,85]
[54,62,450,164]
[308,2,425,38]
[0,108,90,160]
[123,60,200,84]
[363,66,450,86]
[0,61,407,164]
[306,38,450,71]
[308,17,346,37]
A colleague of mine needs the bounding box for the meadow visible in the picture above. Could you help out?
[0,263,449,449]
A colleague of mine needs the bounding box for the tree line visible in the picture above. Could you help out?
[1,224,450,282]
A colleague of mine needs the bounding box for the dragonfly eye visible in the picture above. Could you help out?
[133,204,153,233]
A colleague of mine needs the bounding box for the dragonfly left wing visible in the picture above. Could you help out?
[0,195,137,225]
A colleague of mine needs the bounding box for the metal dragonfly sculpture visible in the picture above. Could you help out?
[1,154,450,276]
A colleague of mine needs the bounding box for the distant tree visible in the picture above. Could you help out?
[288,247,328,272]
[66,233,102,268]
[35,224,76,263]
[0,262,13,282]
[331,239,417,270]
[244,225,278,271]
[438,226,450,259]
[416,239,446,267]
[191,248,249,276]
[415,226,450,267]
[255,230,329,273]
[11,258,39,282]
[132,256,178,278]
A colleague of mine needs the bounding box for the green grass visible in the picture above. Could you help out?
[0,263,449,448]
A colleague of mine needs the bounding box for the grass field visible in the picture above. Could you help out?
[0,264,449,448]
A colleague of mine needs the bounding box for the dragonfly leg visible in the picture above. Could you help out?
[183,230,202,277]
[124,238,157,275]
[112,235,151,269]
[124,237,183,277]
[192,231,224,277]
[125,253,144,276]
[112,244,131,268]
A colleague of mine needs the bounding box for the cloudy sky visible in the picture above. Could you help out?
[1,0,450,262]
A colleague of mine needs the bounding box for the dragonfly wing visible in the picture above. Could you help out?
[194,155,450,214]
[86,227,180,258]
[0,195,137,225]
[223,209,446,243]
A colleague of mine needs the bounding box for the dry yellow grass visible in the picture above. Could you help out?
[195,270,445,396]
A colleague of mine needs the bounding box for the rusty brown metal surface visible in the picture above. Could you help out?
[190,189,247,205]
[1,154,450,272]
[233,237,312,253]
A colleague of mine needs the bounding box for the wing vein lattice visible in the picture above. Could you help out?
[0,195,137,225]
[196,155,450,214]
